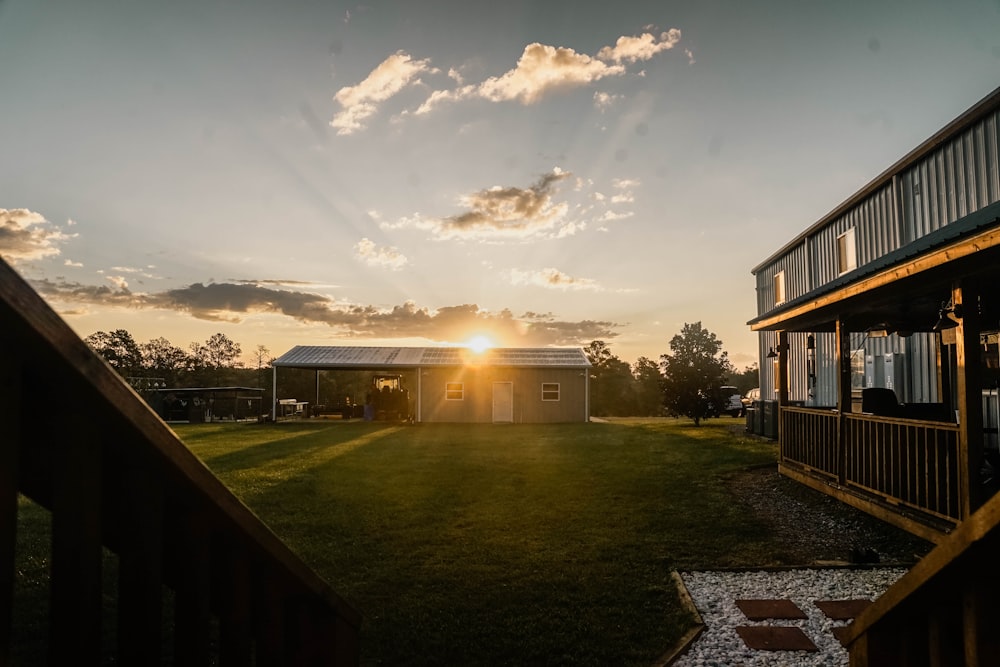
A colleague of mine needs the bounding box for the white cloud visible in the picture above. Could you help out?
[593,91,622,112]
[596,29,682,64]
[330,52,438,135]
[507,267,601,291]
[354,237,409,270]
[64,259,83,268]
[106,275,129,290]
[0,208,70,263]
[360,28,683,127]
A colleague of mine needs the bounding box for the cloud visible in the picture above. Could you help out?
[354,237,408,270]
[64,259,83,268]
[330,51,437,135]
[596,29,682,63]
[476,43,625,104]
[387,169,572,240]
[105,275,129,290]
[593,91,622,112]
[507,267,601,291]
[31,278,619,345]
[356,28,683,127]
[0,208,71,263]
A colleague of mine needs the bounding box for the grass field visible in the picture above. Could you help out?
[168,417,779,665]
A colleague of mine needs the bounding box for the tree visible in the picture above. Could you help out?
[85,329,142,378]
[140,336,192,388]
[729,363,760,395]
[584,340,636,416]
[659,322,734,426]
[632,356,664,417]
[190,333,243,385]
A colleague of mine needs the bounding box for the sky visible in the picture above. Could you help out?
[1,0,998,369]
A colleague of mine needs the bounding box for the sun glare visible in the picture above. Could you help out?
[466,335,493,354]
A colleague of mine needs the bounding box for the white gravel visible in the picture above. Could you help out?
[673,568,907,667]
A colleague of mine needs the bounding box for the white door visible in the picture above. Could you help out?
[492,382,513,423]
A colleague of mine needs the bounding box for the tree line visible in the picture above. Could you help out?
[86,321,760,424]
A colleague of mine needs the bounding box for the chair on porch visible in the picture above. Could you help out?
[861,387,901,417]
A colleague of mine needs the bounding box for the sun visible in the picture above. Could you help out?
[466,335,494,354]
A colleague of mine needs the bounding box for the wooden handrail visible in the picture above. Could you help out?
[0,258,361,663]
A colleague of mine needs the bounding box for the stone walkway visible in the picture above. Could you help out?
[670,568,905,666]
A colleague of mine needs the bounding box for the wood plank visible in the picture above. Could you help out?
[218,540,252,666]
[173,508,213,666]
[0,354,21,663]
[49,412,103,666]
[117,459,164,664]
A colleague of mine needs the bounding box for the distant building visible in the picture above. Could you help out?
[271,346,591,424]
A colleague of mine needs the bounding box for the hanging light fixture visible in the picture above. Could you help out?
[932,300,963,332]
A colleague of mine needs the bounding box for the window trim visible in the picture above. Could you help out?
[445,382,464,401]
[773,270,786,306]
[541,382,560,401]
[837,227,857,276]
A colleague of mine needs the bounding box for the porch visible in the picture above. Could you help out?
[750,202,1000,541]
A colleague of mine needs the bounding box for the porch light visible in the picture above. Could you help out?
[806,334,815,350]
[932,301,963,332]
[766,347,777,358]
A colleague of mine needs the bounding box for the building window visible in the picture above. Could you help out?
[542,383,560,401]
[445,382,464,400]
[837,228,857,275]
[773,270,785,305]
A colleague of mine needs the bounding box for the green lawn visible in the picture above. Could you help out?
[171,417,778,665]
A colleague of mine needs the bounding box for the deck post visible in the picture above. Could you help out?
[836,318,851,485]
[954,280,984,518]
[777,330,789,445]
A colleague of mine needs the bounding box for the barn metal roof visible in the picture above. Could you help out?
[272,346,591,370]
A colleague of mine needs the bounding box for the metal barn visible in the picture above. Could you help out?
[748,86,1000,541]
[271,346,591,424]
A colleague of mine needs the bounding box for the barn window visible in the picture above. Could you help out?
[541,383,560,401]
[445,382,464,400]
[837,228,857,275]
[773,270,785,306]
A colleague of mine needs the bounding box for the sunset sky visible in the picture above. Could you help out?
[2,0,998,368]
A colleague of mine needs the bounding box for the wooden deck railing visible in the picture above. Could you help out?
[0,259,361,663]
[781,406,962,526]
[843,486,1000,665]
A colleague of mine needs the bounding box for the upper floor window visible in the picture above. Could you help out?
[773,270,786,306]
[445,382,464,400]
[838,228,857,275]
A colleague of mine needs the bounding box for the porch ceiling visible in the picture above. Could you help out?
[749,204,1000,334]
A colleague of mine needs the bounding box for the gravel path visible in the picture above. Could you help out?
[674,567,906,666]
[666,446,937,665]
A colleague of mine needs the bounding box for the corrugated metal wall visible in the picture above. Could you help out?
[900,109,1000,241]
[752,103,999,409]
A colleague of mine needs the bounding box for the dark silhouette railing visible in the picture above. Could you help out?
[0,258,361,664]
[781,406,962,527]
[843,488,1000,665]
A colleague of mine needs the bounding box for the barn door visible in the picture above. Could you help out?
[492,382,513,423]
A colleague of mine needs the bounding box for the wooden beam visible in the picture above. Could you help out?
[954,280,984,518]
[836,319,851,486]
[751,226,1000,331]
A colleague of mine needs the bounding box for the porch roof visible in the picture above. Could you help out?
[748,199,1000,333]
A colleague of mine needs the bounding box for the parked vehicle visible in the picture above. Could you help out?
[742,387,761,410]
[720,386,744,417]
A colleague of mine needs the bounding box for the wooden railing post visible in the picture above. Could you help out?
[117,459,164,664]
[836,318,851,485]
[173,508,213,666]
[50,411,103,666]
[0,357,21,664]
